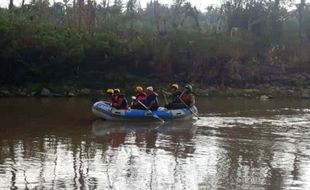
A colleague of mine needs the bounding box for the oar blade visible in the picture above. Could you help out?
[152,113,165,123]
[136,99,165,123]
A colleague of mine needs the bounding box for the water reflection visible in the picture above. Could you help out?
[1,98,310,189]
[0,120,198,189]
[194,113,310,190]
[92,120,197,156]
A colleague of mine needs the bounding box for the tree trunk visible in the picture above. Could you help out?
[298,0,306,42]
[154,0,160,33]
[78,0,85,29]
[9,0,14,11]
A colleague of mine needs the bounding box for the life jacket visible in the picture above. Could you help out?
[133,92,147,106]
[111,94,118,104]
[181,92,195,107]
[171,91,182,103]
[137,92,147,100]
[112,94,128,109]
[147,92,158,100]
[144,92,159,110]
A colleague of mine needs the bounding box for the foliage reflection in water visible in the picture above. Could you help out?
[1,98,310,189]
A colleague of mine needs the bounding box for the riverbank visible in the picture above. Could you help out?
[1,85,310,99]
[195,85,310,99]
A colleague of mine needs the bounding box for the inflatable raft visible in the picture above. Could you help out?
[92,101,198,121]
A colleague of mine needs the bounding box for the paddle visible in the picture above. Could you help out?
[177,92,200,120]
[161,90,168,105]
[131,96,165,123]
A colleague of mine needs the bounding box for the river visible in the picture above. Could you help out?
[0,98,310,190]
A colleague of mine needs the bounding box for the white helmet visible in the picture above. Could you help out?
[146,86,154,91]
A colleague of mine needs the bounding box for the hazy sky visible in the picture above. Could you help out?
[1,0,306,11]
[0,0,222,10]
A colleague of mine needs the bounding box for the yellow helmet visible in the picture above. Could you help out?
[136,86,143,92]
[114,88,120,93]
[106,89,114,94]
[171,83,179,89]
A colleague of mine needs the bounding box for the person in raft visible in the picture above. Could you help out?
[131,86,147,109]
[111,88,128,109]
[106,89,115,102]
[141,86,159,111]
[180,84,195,107]
[163,83,183,109]
[164,84,195,109]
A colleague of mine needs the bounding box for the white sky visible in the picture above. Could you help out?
[1,0,307,11]
[0,0,222,10]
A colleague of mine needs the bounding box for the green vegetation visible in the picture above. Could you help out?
[0,0,310,89]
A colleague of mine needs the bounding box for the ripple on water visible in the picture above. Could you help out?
[1,99,310,190]
[191,110,310,188]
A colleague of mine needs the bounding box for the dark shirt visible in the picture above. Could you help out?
[142,92,159,111]
[169,91,182,104]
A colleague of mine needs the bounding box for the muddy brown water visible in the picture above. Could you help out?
[0,98,310,190]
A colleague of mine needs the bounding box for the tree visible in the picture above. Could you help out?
[9,0,14,11]
[297,0,306,41]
